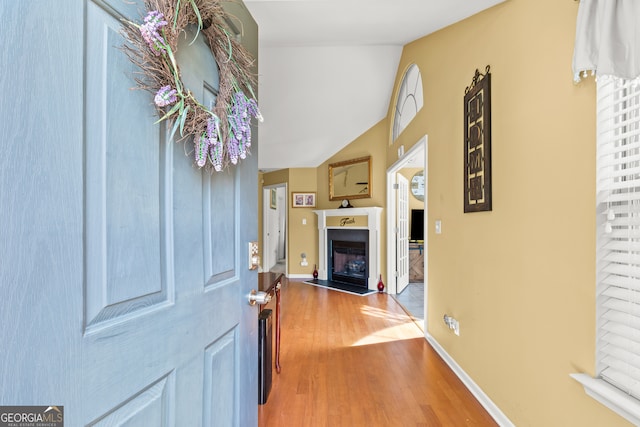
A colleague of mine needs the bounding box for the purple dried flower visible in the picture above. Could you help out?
[247,98,262,122]
[226,113,244,160]
[154,85,177,107]
[233,92,248,118]
[140,11,168,55]
[206,115,220,144]
[195,134,209,168]
[210,91,259,170]
[228,114,238,134]
[243,125,252,150]
[227,134,240,165]
[196,115,222,169]
[225,91,259,162]
[237,123,250,159]
[209,140,224,172]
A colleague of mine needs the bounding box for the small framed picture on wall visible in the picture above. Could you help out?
[292,192,316,208]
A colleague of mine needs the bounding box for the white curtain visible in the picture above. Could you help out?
[573,0,640,82]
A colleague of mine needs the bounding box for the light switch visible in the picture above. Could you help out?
[435,220,442,234]
[302,218,307,225]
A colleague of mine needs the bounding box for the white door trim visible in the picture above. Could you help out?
[386,136,428,325]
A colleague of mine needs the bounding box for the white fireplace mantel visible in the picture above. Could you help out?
[314,207,383,290]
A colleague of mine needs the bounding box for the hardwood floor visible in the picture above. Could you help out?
[258,279,498,427]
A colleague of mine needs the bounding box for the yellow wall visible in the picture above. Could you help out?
[258,0,629,424]
[288,168,318,275]
[386,0,624,425]
[261,168,318,276]
[262,168,289,188]
[259,169,289,272]
[316,119,388,210]
[260,120,389,279]
[316,119,389,281]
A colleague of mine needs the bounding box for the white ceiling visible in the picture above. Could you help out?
[243,0,506,170]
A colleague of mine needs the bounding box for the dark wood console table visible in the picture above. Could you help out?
[258,272,283,373]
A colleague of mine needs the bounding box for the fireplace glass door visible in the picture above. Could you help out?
[330,240,368,287]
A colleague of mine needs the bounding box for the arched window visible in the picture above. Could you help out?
[392,64,423,142]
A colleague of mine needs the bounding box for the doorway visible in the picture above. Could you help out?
[386,136,427,329]
[263,184,288,274]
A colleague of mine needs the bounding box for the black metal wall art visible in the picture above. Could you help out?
[464,65,492,213]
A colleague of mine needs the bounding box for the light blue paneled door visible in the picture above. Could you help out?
[0,1,258,426]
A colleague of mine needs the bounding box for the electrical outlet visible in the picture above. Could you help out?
[443,314,460,336]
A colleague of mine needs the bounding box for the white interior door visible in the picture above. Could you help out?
[396,173,410,294]
[0,1,259,425]
[263,187,280,271]
[263,188,273,270]
[277,187,287,260]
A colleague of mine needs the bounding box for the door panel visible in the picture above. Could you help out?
[203,331,236,426]
[396,174,410,294]
[0,1,258,426]
[0,1,85,410]
[84,1,254,423]
[85,0,170,330]
[86,374,173,426]
[205,170,236,282]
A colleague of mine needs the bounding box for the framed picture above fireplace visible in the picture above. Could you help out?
[292,192,316,208]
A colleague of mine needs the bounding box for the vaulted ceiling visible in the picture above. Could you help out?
[243,0,506,170]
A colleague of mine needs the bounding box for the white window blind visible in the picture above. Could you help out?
[597,76,640,399]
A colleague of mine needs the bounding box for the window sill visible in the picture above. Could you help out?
[571,373,640,425]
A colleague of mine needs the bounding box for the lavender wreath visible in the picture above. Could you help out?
[122,0,261,172]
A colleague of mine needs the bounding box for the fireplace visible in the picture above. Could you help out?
[314,207,382,291]
[328,229,369,288]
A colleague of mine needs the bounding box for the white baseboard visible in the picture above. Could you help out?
[425,333,515,427]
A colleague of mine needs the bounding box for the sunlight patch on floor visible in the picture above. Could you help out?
[350,322,424,346]
[350,304,424,346]
[359,304,411,323]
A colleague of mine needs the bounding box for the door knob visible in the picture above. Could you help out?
[247,289,271,306]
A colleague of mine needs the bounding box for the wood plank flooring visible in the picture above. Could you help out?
[258,279,498,427]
